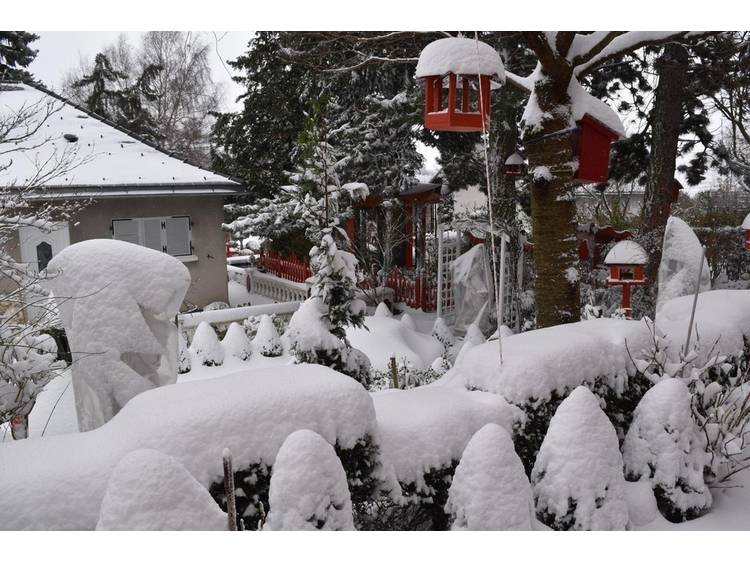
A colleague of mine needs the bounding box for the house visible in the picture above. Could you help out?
[0,81,243,309]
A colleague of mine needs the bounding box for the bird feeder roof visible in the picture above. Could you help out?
[604,240,648,265]
[504,152,525,166]
[415,37,505,82]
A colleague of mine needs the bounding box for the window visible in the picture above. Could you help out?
[112,216,192,257]
[36,242,53,271]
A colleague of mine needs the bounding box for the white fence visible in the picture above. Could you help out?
[178,301,301,339]
[228,265,309,303]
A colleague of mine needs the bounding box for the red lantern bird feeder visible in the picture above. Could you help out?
[504,152,526,176]
[743,212,750,250]
[416,37,504,133]
[573,114,621,183]
[604,240,648,314]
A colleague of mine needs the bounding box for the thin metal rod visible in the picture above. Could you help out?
[436,221,444,318]
[684,245,706,354]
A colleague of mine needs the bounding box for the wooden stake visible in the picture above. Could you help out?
[390,356,399,389]
[222,448,238,531]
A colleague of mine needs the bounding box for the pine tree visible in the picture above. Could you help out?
[0,31,39,82]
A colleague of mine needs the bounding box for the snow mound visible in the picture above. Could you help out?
[605,240,648,265]
[415,37,505,81]
[373,301,393,317]
[253,314,283,357]
[743,212,750,230]
[625,481,660,527]
[464,323,486,345]
[47,239,190,431]
[190,321,225,366]
[0,364,387,530]
[441,318,651,404]
[656,216,710,312]
[400,312,417,331]
[372,386,522,489]
[531,386,628,530]
[96,449,226,531]
[346,314,443,372]
[221,322,252,361]
[265,430,354,531]
[446,424,533,530]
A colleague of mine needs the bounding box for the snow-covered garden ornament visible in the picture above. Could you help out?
[415,37,504,133]
[742,212,750,250]
[503,152,526,176]
[604,240,648,315]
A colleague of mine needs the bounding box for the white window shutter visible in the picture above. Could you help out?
[143,218,163,252]
[112,219,139,245]
[165,216,191,256]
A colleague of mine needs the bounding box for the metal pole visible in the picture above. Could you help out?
[497,233,508,366]
[436,222,444,318]
[684,245,706,354]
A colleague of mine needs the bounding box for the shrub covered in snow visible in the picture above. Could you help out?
[432,317,456,351]
[265,430,354,531]
[190,322,224,367]
[446,424,533,531]
[221,322,253,361]
[531,386,629,531]
[96,449,226,531]
[178,331,191,374]
[253,314,283,357]
[400,312,417,331]
[622,378,712,522]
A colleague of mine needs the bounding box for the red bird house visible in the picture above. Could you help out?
[504,152,526,176]
[743,213,750,250]
[604,240,648,313]
[415,37,504,134]
[574,114,621,183]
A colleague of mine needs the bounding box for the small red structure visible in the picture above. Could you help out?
[574,114,621,183]
[604,240,648,314]
[504,152,526,176]
[743,212,750,250]
[671,178,684,203]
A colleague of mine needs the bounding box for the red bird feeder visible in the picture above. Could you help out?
[671,178,684,203]
[743,213,750,250]
[604,240,648,314]
[416,38,504,134]
[574,114,621,183]
[504,152,526,176]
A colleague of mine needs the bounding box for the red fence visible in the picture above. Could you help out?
[258,250,312,284]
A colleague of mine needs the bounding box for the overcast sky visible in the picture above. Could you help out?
[27,31,252,111]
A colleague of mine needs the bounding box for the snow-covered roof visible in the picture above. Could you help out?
[604,240,648,265]
[415,37,505,82]
[505,152,525,166]
[742,212,750,230]
[0,82,243,198]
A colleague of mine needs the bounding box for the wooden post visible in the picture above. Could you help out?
[390,356,399,389]
[223,448,238,531]
[448,73,457,118]
[621,283,631,315]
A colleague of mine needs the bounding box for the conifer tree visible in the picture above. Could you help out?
[0,31,39,82]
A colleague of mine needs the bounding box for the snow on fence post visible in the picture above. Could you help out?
[223,448,238,531]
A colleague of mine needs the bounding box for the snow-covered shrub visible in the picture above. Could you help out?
[432,317,456,351]
[446,424,533,530]
[47,239,191,431]
[400,312,417,331]
[622,378,711,522]
[370,357,443,391]
[253,314,283,357]
[178,331,191,374]
[531,386,629,531]
[465,322,486,346]
[190,322,224,367]
[373,301,393,317]
[96,449,226,531]
[265,429,354,531]
[204,301,230,312]
[286,298,370,386]
[221,322,253,361]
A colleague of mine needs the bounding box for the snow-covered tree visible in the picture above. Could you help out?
[531,386,629,530]
[221,322,253,361]
[190,322,224,367]
[253,314,283,357]
[622,378,712,522]
[446,424,534,530]
[264,429,354,531]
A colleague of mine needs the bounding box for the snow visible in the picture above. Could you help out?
[531,386,629,530]
[265,429,354,531]
[372,386,522,490]
[445,423,533,531]
[341,182,369,201]
[96,449,227,531]
[568,77,625,137]
[254,314,283,357]
[190,321,225,366]
[47,239,190,431]
[0,83,240,193]
[221,322,252,361]
[441,318,651,404]
[415,37,505,81]
[604,240,648,265]
[624,480,660,527]
[431,316,456,349]
[622,378,711,516]
[742,212,750,230]
[373,301,393,317]
[505,152,525,166]
[285,298,343,355]
[346,314,443,372]
[0,364,385,530]
[400,312,417,331]
[656,216,710,312]
[532,165,553,181]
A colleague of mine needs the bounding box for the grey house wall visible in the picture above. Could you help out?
[69,195,229,308]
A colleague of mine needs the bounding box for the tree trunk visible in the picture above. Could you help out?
[525,73,580,328]
[640,43,690,300]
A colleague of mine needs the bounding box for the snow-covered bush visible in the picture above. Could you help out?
[178,331,191,374]
[432,317,456,351]
[190,322,224,367]
[464,322,487,346]
[622,378,711,522]
[531,386,629,531]
[265,430,354,531]
[373,301,393,317]
[446,424,533,531]
[400,312,417,331]
[96,449,226,531]
[286,298,370,386]
[48,239,190,431]
[253,314,283,357]
[221,322,253,361]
